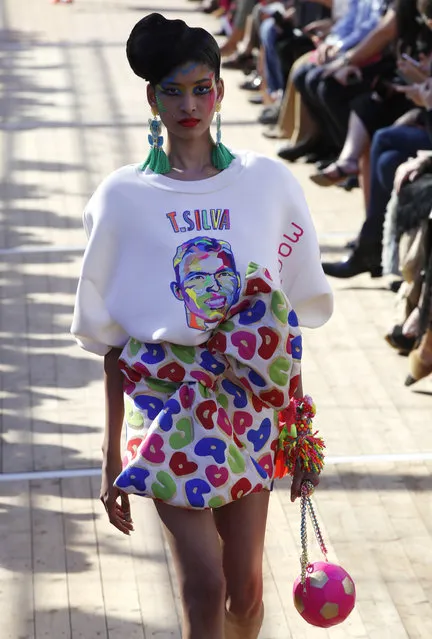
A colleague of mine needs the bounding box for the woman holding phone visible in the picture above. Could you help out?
[322,0,432,279]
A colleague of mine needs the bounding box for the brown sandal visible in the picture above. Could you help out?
[309,159,359,187]
[405,328,432,386]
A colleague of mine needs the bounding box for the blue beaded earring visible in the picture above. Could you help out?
[211,103,235,170]
[140,108,171,174]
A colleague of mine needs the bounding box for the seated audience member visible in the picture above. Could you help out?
[405,215,432,385]
[219,0,259,56]
[383,151,432,353]
[322,70,432,279]
[257,0,332,124]
[310,0,432,186]
[383,151,432,385]
[222,1,330,81]
[278,0,390,161]
[262,0,350,140]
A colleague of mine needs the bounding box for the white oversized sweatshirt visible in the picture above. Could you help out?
[71,150,333,355]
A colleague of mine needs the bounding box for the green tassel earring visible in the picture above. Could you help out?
[212,103,235,170]
[140,109,171,175]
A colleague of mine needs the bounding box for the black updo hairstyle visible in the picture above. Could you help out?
[126,13,221,86]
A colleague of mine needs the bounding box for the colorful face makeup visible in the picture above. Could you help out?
[154,63,219,125]
[155,93,167,113]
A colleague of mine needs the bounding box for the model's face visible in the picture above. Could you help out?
[177,249,239,322]
[148,62,223,138]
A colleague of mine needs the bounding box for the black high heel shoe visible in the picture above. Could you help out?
[384,325,416,355]
[322,244,382,279]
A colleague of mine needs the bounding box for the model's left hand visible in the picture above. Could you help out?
[291,460,320,502]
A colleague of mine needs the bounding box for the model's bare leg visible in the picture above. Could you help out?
[213,490,270,639]
[155,502,226,639]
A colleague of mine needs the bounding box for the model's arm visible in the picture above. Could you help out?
[102,347,124,458]
[100,347,133,535]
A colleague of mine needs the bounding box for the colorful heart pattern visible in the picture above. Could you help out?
[114,264,302,509]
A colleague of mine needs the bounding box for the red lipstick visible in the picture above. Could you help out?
[178,118,200,128]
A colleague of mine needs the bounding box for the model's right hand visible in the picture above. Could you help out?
[100,457,134,535]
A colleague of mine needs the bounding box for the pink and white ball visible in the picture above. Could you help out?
[293,561,356,628]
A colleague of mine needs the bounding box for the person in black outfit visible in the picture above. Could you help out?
[323,71,432,278]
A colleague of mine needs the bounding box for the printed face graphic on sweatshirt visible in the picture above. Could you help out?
[171,237,241,330]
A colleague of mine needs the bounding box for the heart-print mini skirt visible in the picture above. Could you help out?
[115,263,302,509]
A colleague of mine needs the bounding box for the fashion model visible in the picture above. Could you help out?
[71,13,333,639]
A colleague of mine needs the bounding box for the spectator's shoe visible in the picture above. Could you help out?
[310,159,358,187]
[338,176,359,191]
[262,126,287,140]
[389,279,403,293]
[277,140,319,162]
[304,152,324,164]
[202,0,219,14]
[385,324,416,355]
[239,72,262,91]
[405,329,432,386]
[345,237,358,250]
[258,105,280,125]
[249,94,263,105]
[222,52,255,71]
[315,158,337,171]
[322,246,382,279]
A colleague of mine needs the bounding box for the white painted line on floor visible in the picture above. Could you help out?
[0,245,85,256]
[1,452,431,482]
[0,468,101,482]
[327,452,432,464]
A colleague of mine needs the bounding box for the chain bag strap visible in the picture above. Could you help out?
[299,481,328,588]
[293,481,356,628]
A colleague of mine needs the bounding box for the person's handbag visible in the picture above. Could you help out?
[293,482,356,628]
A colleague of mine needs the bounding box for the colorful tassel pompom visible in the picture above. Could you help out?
[211,142,236,170]
[140,147,171,174]
[274,395,325,479]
